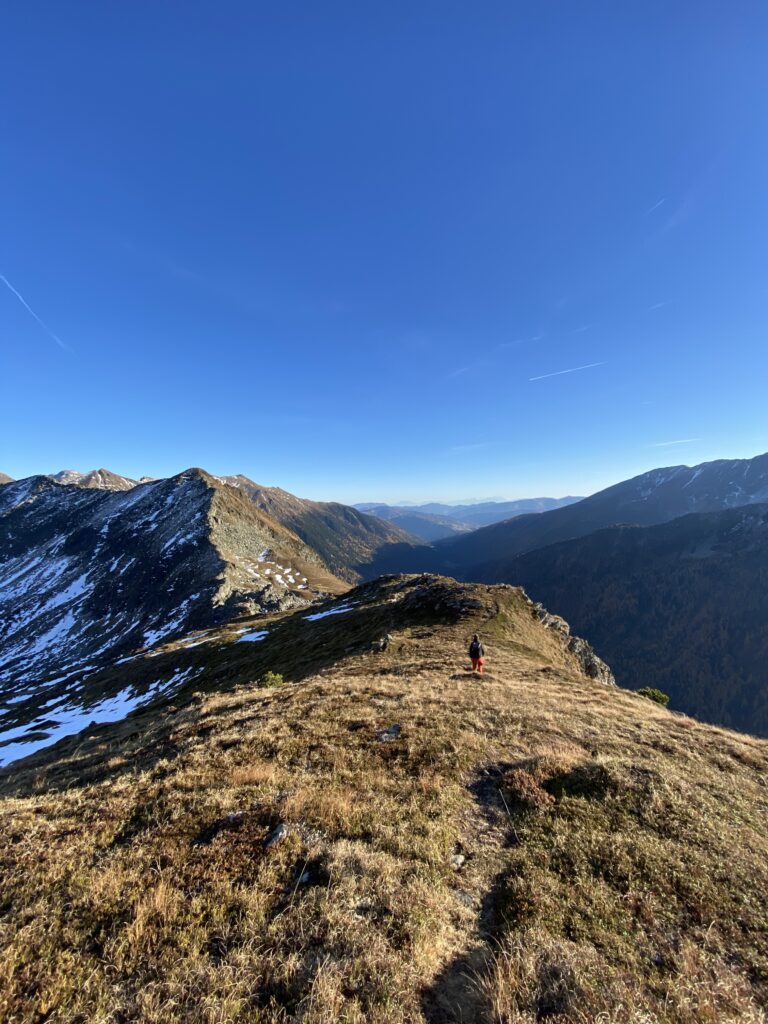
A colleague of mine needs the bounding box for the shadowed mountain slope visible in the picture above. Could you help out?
[15,469,423,582]
[425,451,768,577]
[481,502,768,736]
[0,574,766,1023]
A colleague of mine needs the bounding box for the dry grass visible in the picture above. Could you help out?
[0,575,767,1023]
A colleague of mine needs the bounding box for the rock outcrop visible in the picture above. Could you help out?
[531,599,616,685]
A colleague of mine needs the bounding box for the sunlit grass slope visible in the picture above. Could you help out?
[1,575,766,1023]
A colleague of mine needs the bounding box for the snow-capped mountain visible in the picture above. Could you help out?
[50,468,137,490]
[0,469,346,742]
[39,467,420,579]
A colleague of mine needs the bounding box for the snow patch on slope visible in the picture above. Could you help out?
[0,666,201,768]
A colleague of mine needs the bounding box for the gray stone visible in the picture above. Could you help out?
[263,823,289,849]
[533,601,615,685]
[377,724,402,742]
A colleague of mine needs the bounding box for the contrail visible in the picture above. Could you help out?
[529,361,606,382]
[0,274,70,351]
[651,438,701,447]
[647,197,666,214]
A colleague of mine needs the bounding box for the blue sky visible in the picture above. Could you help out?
[2,2,767,502]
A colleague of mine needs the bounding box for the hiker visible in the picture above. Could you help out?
[469,634,485,673]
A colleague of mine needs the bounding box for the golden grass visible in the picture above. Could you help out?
[0,576,767,1023]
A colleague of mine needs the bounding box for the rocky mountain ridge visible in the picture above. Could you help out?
[51,468,137,490]
[0,469,346,740]
[6,467,422,581]
[218,474,421,580]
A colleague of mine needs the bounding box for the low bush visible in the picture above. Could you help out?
[259,671,284,688]
[637,686,670,706]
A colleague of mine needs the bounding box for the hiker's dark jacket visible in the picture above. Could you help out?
[469,641,485,658]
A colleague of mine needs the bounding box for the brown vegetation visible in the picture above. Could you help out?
[1,576,766,1023]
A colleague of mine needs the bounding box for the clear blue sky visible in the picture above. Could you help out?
[2,2,767,502]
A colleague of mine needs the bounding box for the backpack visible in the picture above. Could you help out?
[469,640,482,659]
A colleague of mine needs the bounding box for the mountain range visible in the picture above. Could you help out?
[424,452,768,578]
[3,450,768,753]
[1,468,418,578]
[356,495,582,541]
[50,468,139,490]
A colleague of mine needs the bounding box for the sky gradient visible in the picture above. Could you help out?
[2,3,768,502]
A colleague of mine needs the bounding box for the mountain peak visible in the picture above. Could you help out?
[51,468,137,491]
[172,466,218,486]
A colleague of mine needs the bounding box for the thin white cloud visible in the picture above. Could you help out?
[650,438,701,447]
[571,323,596,335]
[0,274,70,351]
[445,365,471,379]
[647,300,671,311]
[647,197,667,214]
[659,191,698,235]
[529,361,606,382]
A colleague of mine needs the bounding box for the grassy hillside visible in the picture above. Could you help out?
[485,504,768,737]
[1,576,767,1023]
[221,476,425,581]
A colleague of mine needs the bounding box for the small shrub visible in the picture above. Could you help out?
[637,687,670,707]
[500,749,583,812]
[545,761,615,802]
[501,764,555,811]
[259,671,284,688]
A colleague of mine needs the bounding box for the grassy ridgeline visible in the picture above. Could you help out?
[1,576,766,1023]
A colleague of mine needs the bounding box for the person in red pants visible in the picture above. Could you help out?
[468,634,485,673]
